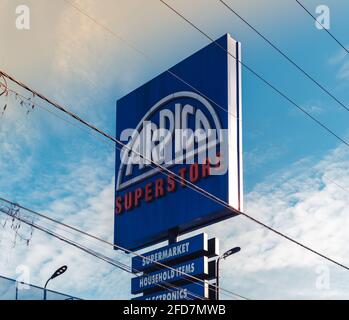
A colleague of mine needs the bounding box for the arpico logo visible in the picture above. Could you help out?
[116,91,228,193]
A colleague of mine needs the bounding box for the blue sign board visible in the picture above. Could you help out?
[131,256,208,294]
[132,282,209,301]
[115,34,243,250]
[132,233,208,272]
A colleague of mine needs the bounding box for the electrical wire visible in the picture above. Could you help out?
[295,0,349,54]
[2,65,349,282]
[0,84,243,299]
[158,0,349,149]
[218,0,349,113]
[0,88,246,300]
[62,0,240,121]
[1,0,349,295]
[0,201,209,300]
[323,174,349,195]
[0,196,248,300]
[0,206,209,301]
[0,75,8,97]
[4,85,349,299]
[5,86,116,149]
[154,1,349,273]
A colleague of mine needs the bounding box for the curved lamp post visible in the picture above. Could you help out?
[43,265,68,300]
[216,247,240,300]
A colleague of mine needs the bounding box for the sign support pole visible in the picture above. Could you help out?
[215,257,221,300]
[168,227,179,245]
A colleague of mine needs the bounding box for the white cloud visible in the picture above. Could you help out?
[0,163,131,300]
[195,143,349,299]
[302,104,325,115]
[336,61,349,81]
[0,98,121,299]
[0,94,39,190]
[329,46,349,81]
[3,134,349,299]
[244,143,286,170]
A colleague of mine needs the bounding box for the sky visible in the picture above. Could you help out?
[1,0,349,299]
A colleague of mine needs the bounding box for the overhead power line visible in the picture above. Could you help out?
[2,85,115,149]
[8,81,349,217]
[158,0,349,149]
[61,0,349,151]
[295,0,349,54]
[0,207,131,274]
[62,0,239,121]
[1,72,349,276]
[0,197,247,300]
[59,0,349,176]
[2,0,349,292]
[0,205,211,301]
[0,197,246,300]
[218,0,349,113]
[1,0,347,300]
[0,85,244,299]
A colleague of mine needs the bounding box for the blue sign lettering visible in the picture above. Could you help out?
[132,282,209,300]
[132,233,208,272]
[131,256,208,294]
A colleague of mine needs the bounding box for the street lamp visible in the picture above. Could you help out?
[216,247,240,300]
[43,265,68,300]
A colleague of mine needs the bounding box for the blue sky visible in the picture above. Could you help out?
[1,0,349,299]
